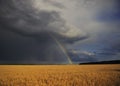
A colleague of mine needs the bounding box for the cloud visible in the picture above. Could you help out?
[42,0,65,9]
[0,0,88,64]
[69,50,95,56]
[70,0,120,61]
[0,0,86,39]
[0,0,119,64]
[68,49,97,63]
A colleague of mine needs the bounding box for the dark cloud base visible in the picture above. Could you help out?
[0,27,71,64]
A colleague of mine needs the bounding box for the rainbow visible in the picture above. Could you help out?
[49,33,72,64]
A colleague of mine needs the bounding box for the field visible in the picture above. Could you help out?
[0,65,120,86]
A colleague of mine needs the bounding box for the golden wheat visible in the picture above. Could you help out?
[0,65,120,86]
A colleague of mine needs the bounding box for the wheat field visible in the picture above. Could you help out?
[0,64,120,86]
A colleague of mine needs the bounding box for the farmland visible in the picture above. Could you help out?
[0,65,120,86]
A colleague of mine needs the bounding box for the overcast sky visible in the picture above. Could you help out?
[0,0,120,64]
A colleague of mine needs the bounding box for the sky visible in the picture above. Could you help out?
[0,0,120,64]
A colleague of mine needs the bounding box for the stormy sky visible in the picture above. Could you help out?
[0,0,120,64]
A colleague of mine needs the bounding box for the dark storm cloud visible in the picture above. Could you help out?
[0,0,59,33]
[0,0,85,42]
[0,0,87,64]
